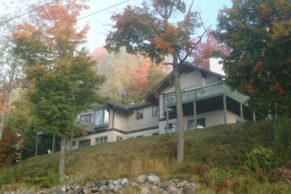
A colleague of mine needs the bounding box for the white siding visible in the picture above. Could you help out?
[127,106,159,131]
[113,110,128,131]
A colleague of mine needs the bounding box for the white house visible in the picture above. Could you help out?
[70,62,254,149]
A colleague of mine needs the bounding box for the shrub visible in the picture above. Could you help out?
[245,147,277,172]
[0,129,23,168]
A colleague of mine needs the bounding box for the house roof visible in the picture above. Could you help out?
[145,62,225,103]
[105,100,152,112]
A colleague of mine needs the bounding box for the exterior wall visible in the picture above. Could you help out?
[113,110,128,131]
[161,70,221,95]
[126,128,159,138]
[158,110,239,134]
[112,131,126,141]
[159,70,221,121]
[127,106,159,131]
[70,131,114,149]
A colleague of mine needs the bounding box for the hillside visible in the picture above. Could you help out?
[1,120,290,193]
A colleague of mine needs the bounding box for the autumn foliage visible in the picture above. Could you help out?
[215,0,291,116]
[0,129,23,168]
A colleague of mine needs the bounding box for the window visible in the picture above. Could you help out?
[188,118,206,130]
[197,118,206,127]
[167,123,178,133]
[71,141,76,147]
[95,136,108,144]
[136,135,144,138]
[79,139,90,148]
[80,113,92,122]
[116,136,123,141]
[95,109,109,125]
[135,108,143,120]
[152,106,159,117]
[152,133,159,136]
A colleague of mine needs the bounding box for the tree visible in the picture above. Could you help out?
[92,47,167,103]
[192,30,229,69]
[105,0,208,163]
[0,12,24,141]
[13,0,103,181]
[215,0,291,116]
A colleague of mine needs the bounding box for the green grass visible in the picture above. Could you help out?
[1,120,290,193]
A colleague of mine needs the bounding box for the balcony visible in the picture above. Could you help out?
[165,83,248,107]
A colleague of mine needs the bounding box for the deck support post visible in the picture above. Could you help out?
[240,103,244,122]
[193,101,197,128]
[223,95,227,124]
[252,112,256,121]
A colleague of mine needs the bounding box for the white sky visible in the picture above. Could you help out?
[0,0,232,52]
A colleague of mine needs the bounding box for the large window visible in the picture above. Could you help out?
[80,113,92,122]
[95,136,108,144]
[152,106,159,117]
[79,139,90,148]
[135,108,143,120]
[95,109,109,125]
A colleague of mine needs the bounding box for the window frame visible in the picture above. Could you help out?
[95,109,110,126]
[80,113,93,123]
[79,139,91,148]
[135,108,144,120]
[152,106,159,117]
[95,136,108,145]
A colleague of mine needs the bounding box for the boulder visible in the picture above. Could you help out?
[136,175,147,183]
[147,174,161,186]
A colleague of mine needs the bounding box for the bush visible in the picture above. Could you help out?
[0,129,23,168]
[245,147,277,172]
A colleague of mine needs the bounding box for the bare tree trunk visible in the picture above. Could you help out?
[59,136,67,182]
[173,53,185,164]
[0,89,10,141]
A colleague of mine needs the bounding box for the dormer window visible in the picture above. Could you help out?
[95,109,109,126]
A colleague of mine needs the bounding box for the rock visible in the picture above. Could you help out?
[182,183,196,194]
[141,185,151,194]
[113,180,119,185]
[99,185,107,193]
[91,186,99,193]
[136,175,147,183]
[96,180,107,187]
[36,191,45,194]
[120,178,129,186]
[147,174,161,186]
[177,181,188,188]
[158,188,169,194]
[113,185,122,193]
[76,187,84,194]
[4,192,10,194]
[130,181,138,187]
[167,186,180,194]
[107,181,114,191]
[83,187,93,194]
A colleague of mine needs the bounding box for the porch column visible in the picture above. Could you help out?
[223,95,227,124]
[252,111,256,121]
[193,101,197,128]
[240,103,244,122]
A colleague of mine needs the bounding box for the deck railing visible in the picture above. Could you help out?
[165,83,248,107]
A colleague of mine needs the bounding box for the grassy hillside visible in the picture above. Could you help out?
[1,120,290,193]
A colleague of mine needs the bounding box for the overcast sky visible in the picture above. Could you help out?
[1,0,232,51]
